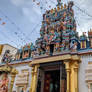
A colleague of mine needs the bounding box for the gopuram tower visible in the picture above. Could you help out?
[29,1,80,92]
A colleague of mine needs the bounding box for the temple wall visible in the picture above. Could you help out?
[12,63,32,92]
[79,55,92,92]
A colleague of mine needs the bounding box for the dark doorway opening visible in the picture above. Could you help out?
[36,62,67,92]
[50,44,54,56]
[44,70,60,92]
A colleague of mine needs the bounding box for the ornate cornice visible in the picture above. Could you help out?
[0,65,18,74]
[29,54,80,66]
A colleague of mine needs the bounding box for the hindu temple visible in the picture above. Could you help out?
[0,0,92,92]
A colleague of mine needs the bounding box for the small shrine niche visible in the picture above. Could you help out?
[88,29,92,48]
[22,45,30,59]
[80,32,87,49]
[15,43,35,61]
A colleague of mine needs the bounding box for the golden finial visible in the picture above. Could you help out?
[53,8,55,13]
[64,4,67,9]
[50,9,54,14]
[90,28,92,32]
[61,4,63,10]
[57,5,60,11]
[54,8,57,12]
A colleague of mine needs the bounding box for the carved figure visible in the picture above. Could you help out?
[2,50,12,63]
[70,41,77,52]
[0,74,9,92]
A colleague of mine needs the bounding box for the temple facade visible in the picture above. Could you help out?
[0,1,92,92]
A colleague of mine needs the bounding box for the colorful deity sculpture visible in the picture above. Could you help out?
[70,40,77,52]
[0,73,9,92]
[15,48,23,60]
[35,38,42,55]
[54,30,61,52]
[60,40,65,51]
[49,28,55,43]
[2,50,12,63]
[22,46,29,59]
[44,32,50,44]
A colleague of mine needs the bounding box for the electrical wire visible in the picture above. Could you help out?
[0,8,32,43]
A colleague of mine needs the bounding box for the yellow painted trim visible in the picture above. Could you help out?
[29,54,80,92]
[30,54,80,65]
[30,65,39,92]
[0,45,3,55]
[80,42,82,49]
[84,41,86,48]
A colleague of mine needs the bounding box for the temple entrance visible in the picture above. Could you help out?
[44,70,60,92]
[36,62,67,92]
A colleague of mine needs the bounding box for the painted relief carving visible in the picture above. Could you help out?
[0,73,9,92]
[2,50,12,63]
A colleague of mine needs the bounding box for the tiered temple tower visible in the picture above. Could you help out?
[35,1,79,56]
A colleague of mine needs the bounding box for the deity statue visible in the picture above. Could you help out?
[35,38,42,55]
[57,6,60,11]
[46,44,50,55]
[68,1,74,11]
[0,74,9,92]
[60,40,65,51]
[61,4,63,10]
[70,40,77,52]
[57,0,61,5]
[54,30,61,52]
[49,29,55,43]
[64,4,67,9]
[2,50,12,63]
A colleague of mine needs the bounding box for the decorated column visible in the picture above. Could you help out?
[74,62,79,92]
[69,61,79,92]
[31,64,39,92]
[9,68,18,92]
[64,61,70,92]
[30,66,35,92]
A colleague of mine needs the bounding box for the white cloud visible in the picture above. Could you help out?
[11,0,25,6]
[11,0,32,6]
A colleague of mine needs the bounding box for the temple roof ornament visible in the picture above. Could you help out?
[57,0,62,6]
[80,32,87,41]
[0,64,18,74]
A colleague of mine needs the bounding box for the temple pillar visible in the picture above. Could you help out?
[30,64,39,92]
[74,62,79,92]
[64,61,70,92]
[30,66,35,92]
[9,74,16,92]
[64,60,79,92]
[9,68,18,92]
[70,61,79,92]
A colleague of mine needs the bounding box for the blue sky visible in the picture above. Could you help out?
[0,0,92,48]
